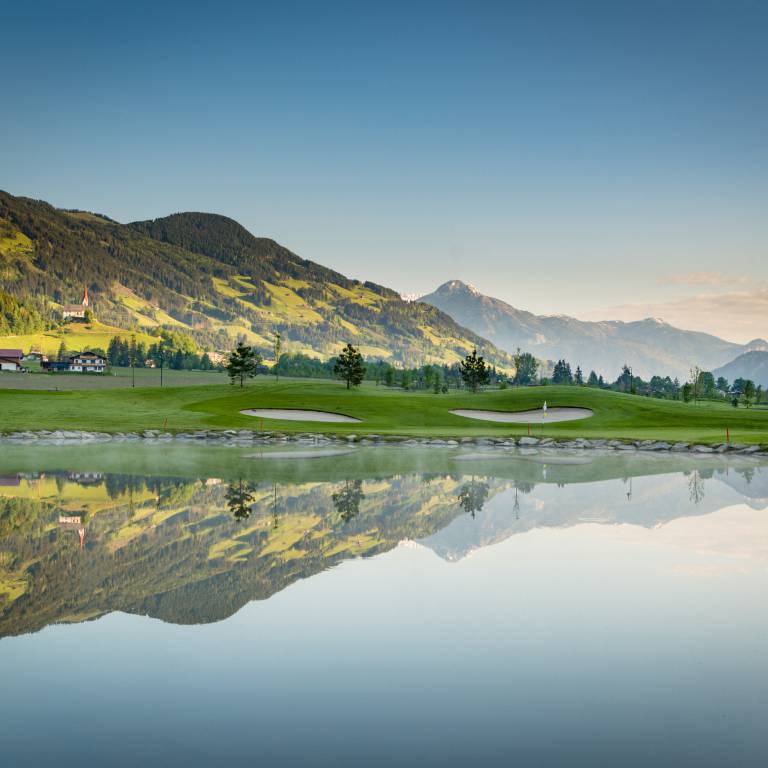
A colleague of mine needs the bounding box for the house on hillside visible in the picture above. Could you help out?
[62,286,91,320]
[0,349,24,372]
[42,351,107,373]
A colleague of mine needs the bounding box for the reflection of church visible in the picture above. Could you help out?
[58,515,86,548]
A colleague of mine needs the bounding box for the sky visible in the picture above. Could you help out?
[2,0,767,342]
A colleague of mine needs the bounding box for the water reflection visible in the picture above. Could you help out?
[457,478,490,518]
[1,449,767,640]
[226,479,256,521]
[332,479,365,523]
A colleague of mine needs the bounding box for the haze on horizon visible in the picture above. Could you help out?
[2,0,766,343]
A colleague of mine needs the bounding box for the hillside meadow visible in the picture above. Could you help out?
[1,380,767,444]
[0,320,158,356]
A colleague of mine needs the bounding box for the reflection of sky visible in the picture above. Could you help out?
[1,495,766,766]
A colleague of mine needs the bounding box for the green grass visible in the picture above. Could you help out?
[0,366,227,390]
[0,379,767,444]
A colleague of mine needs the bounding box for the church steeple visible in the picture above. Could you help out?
[82,286,89,307]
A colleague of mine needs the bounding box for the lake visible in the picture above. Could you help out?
[1,444,766,767]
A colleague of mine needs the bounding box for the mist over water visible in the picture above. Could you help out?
[1,445,766,767]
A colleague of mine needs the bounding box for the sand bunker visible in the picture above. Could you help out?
[241,408,362,423]
[450,407,593,424]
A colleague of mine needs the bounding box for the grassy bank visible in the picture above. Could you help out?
[2,378,767,444]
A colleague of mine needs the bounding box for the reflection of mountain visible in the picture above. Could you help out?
[1,455,766,639]
[420,467,768,562]
[0,472,495,638]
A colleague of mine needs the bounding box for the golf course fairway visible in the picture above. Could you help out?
[1,379,767,445]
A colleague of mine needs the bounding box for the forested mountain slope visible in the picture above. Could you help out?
[0,191,513,367]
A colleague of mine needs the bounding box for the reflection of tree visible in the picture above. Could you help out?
[457,478,489,518]
[226,479,256,521]
[687,470,705,505]
[332,480,364,523]
[272,482,279,529]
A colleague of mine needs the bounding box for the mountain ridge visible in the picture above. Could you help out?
[713,350,768,388]
[0,192,514,368]
[420,279,762,379]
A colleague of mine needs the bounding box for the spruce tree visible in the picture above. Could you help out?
[333,343,366,389]
[226,343,262,388]
[459,348,490,393]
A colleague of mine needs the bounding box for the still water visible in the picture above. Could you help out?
[1,444,766,767]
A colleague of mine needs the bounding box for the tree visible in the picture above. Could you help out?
[129,334,137,387]
[513,349,538,386]
[697,370,716,398]
[681,382,693,402]
[689,365,702,403]
[552,359,574,385]
[574,366,584,385]
[743,379,755,408]
[587,370,599,387]
[460,348,490,393]
[226,343,261,388]
[273,330,282,383]
[333,343,366,389]
[83,308,94,324]
[56,341,68,362]
[617,365,633,393]
[384,368,395,387]
[716,376,729,394]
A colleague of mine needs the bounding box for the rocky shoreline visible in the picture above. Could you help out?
[1,429,766,456]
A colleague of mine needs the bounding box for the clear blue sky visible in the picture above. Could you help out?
[3,0,767,341]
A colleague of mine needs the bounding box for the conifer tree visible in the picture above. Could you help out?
[333,343,366,389]
[226,343,262,387]
[460,348,490,393]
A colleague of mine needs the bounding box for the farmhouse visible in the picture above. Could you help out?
[69,352,107,372]
[62,286,91,320]
[42,351,107,373]
[0,349,24,372]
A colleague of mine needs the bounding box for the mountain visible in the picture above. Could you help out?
[420,280,764,379]
[0,191,514,368]
[713,350,768,388]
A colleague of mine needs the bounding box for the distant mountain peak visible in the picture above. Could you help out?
[435,279,480,296]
